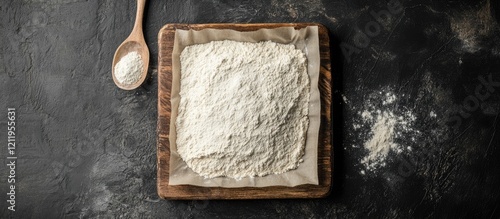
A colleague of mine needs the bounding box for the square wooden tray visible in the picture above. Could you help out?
[157,23,332,199]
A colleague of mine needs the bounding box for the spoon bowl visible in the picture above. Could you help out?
[112,0,149,90]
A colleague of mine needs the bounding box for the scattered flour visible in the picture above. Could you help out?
[342,94,349,104]
[355,89,418,172]
[176,40,310,179]
[430,111,437,118]
[114,51,143,85]
[361,110,373,120]
[383,92,396,105]
[361,111,398,170]
[351,73,451,176]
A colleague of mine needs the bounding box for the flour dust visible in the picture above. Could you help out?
[352,88,419,173]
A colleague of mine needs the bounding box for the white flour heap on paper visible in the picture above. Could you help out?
[354,90,417,173]
[114,51,143,85]
[176,40,310,179]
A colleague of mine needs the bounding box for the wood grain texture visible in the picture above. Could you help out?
[157,23,332,199]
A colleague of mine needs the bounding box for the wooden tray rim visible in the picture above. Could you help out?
[157,23,332,200]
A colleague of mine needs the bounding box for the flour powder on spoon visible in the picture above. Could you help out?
[114,51,143,85]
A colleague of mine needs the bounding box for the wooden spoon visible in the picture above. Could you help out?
[112,0,149,90]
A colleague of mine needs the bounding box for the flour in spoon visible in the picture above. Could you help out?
[176,40,310,179]
[114,51,143,85]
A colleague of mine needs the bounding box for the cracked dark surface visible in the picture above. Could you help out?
[1,0,500,218]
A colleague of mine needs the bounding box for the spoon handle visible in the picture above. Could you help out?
[132,0,147,36]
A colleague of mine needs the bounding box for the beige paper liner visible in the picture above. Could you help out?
[169,26,320,187]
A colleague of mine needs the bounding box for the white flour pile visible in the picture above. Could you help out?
[114,51,143,85]
[176,40,310,179]
[355,90,417,173]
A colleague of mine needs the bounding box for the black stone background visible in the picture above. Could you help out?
[1,0,500,218]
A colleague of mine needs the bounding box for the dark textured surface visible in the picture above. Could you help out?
[1,0,499,218]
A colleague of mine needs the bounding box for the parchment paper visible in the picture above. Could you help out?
[169,26,320,187]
